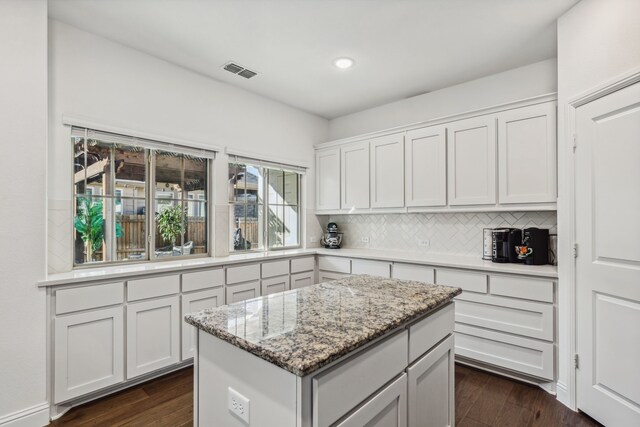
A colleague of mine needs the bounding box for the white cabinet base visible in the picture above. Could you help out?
[127,296,180,379]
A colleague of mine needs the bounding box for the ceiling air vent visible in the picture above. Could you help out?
[222,62,258,79]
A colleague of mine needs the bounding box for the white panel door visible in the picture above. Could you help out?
[447,116,497,205]
[341,141,370,209]
[291,271,314,289]
[316,148,341,211]
[261,275,290,295]
[575,81,640,426]
[226,280,260,303]
[498,102,557,204]
[127,296,180,379]
[370,132,404,208]
[54,307,124,403]
[181,287,224,361]
[408,335,454,427]
[405,126,447,207]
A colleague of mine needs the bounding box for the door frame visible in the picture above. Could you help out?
[559,65,640,410]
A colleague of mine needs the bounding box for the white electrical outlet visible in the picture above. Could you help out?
[228,387,250,424]
[418,239,430,247]
[361,236,370,243]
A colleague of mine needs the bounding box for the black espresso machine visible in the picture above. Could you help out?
[489,227,549,265]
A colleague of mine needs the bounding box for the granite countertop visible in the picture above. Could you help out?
[185,274,461,377]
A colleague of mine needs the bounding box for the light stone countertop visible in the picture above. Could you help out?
[38,247,557,286]
[185,274,461,376]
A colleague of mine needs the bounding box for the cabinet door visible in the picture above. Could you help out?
[335,374,407,427]
[370,133,405,208]
[318,271,349,283]
[226,280,260,303]
[316,148,341,211]
[408,335,454,427]
[405,126,447,207]
[261,275,290,295]
[181,287,224,361]
[341,142,370,209]
[54,307,124,403]
[291,271,314,289]
[126,296,180,379]
[498,102,557,204]
[447,116,497,205]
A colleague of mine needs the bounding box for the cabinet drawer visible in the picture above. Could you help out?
[226,263,260,285]
[318,256,351,274]
[455,292,553,341]
[490,275,554,303]
[392,263,435,283]
[291,256,315,273]
[313,330,408,427]
[437,269,487,293]
[56,282,123,314]
[261,275,290,295]
[455,323,554,380]
[291,272,314,290]
[409,304,454,363]
[262,260,289,278]
[351,259,391,277]
[318,271,349,283]
[127,275,179,302]
[182,269,224,293]
[226,280,260,303]
[335,373,407,427]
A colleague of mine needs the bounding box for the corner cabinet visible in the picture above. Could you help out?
[370,133,405,208]
[405,126,447,207]
[316,148,341,211]
[341,141,370,209]
[447,115,497,206]
[498,102,557,204]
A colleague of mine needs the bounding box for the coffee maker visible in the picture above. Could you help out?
[320,222,343,249]
[491,228,522,263]
[518,228,549,265]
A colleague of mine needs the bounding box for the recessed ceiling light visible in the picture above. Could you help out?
[333,57,355,69]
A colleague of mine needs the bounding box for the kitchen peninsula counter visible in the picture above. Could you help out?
[187,275,461,426]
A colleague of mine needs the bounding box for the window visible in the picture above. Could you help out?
[229,159,302,251]
[72,127,214,266]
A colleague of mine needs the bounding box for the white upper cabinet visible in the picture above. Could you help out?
[447,115,497,206]
[370,133,405,208]
[341,141,370,209]
[316,148,341,211]
[405,126,447,207]
[498,102,557,204]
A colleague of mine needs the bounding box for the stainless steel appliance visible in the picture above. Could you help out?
[320,222,343,249]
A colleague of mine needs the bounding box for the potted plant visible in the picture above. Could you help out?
[73,197,123,262]
[156,204,186,249]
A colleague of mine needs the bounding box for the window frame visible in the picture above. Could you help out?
[72,132,213,269]
[228,160,302,253]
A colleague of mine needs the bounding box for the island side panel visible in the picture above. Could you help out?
[197,330,298,427]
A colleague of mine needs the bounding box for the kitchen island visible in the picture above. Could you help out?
[185,275,461,427]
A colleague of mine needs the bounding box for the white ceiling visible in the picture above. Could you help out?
[48,0,578,119]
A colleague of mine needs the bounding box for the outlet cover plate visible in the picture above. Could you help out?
[228,387,250,424]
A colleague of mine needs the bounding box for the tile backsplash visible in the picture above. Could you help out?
[323,211,557,258]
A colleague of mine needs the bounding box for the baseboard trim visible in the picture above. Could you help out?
[556,381,573,410]
[0,402,49,427]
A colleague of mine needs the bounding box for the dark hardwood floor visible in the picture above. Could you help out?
[51,364,602,426]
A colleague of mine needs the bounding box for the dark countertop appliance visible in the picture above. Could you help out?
[518,228,550,265]
[320,222,343,249]
[492,228,521,263]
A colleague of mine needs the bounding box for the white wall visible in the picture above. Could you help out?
[0,1,49,426]
[48,20,329,272]
[556,0,640,409]
[328,58,558,140]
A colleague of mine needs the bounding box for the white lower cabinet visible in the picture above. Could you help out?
[336,374,408,427]
[318,271,349,283]
[126,296,180,379]
[351,259,391,277]
[54,307,124,403]
[408,335,455,427]
[291,271,314,289]
[261,275,290,295]
[181,287,224,361]
[226,280,260,303]
[392,263,435,283]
